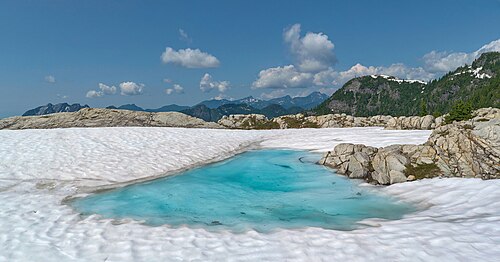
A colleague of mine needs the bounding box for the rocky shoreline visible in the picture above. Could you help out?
[320,108,500,184]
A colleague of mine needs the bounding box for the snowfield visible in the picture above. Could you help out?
[0,127,499,261]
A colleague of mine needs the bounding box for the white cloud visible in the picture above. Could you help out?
[378,64,434,81]
[313,63,434,87]
[119,82,144,96]
[200,73,230,93]
[163,78,172,83]
[252,65,314,89]
[179,29,192,44]
[423,39,500,73]
[165,84,184,95]
[253,28,498,97]
[86,83,117,98]
[213,93,232,100]
[283,24,336,72]
[161,47,220,68]
[44,75,56,83]
[98,83,117,95]
[86,90,102,98]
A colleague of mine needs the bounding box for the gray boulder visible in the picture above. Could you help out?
[347,152,371,178]
[371,146,410,185]
[320,108,500,184]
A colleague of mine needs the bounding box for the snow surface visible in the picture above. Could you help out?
[370,74,428,85]
[1,127,499,261]
[453,66,492,79]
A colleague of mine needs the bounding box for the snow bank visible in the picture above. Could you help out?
[1,127,499,261]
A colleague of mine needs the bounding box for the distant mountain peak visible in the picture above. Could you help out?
[314,51,500,116]
[22,103,89,116]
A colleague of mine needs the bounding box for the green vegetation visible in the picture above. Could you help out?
[405,163,441,180]
[250,121,280,129]
[419,100,428,116]
[444,101,473,124]
[432,111,442,118]
[313,52,500,117]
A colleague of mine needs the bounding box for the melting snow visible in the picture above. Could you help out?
[453,66,492,79]
[370,74,428,85]
[0,127,499,261]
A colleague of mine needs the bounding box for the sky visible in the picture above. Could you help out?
[0,0,499,117]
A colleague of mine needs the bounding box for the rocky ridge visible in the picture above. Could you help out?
[22,103,90,116]
[320,107,500,184]
[218,112,446,130]
[313,52,500,116]
[0,108,222,130]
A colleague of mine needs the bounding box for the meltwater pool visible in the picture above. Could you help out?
[72,150,415,232]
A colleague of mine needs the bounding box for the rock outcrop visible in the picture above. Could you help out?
[0,108,222,130]
[218,114,273,129]
[320,108,500,184]
[218,111,443,130]
[219,112,442,130]
[302,114,441,129]
[219,107,500,130]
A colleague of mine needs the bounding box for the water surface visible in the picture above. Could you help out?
[72,150,414,232]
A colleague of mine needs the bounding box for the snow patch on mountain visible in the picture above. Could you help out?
[453,66,492,79]
[370,75,427,85]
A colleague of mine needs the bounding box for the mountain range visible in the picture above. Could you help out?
[22,92,328,121]
[22,103,90,117]
[21,52,499,121]
[313,52,500,116]
[197,92,329,110]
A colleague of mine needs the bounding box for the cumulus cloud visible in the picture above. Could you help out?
[86,90,102,98]
[252,65,314,89]
[165,84,184,95]
[200,73,230,93]
[163,78,172,83]
[213,93,232,100]
[253,28,498,97]
[44,75,56,83]
[179,29,192,44]
[283,24,336,72]
[313,63,435,87]
[99,83,117,95]
[161,47,220,68]
[119,82,144,96]
[423,39,500,73]
[86,83,117,98]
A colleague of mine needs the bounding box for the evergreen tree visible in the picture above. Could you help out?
[445,100,473,124]
[419,100,428,116]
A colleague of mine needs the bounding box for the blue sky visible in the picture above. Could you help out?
[1,0,499,117]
